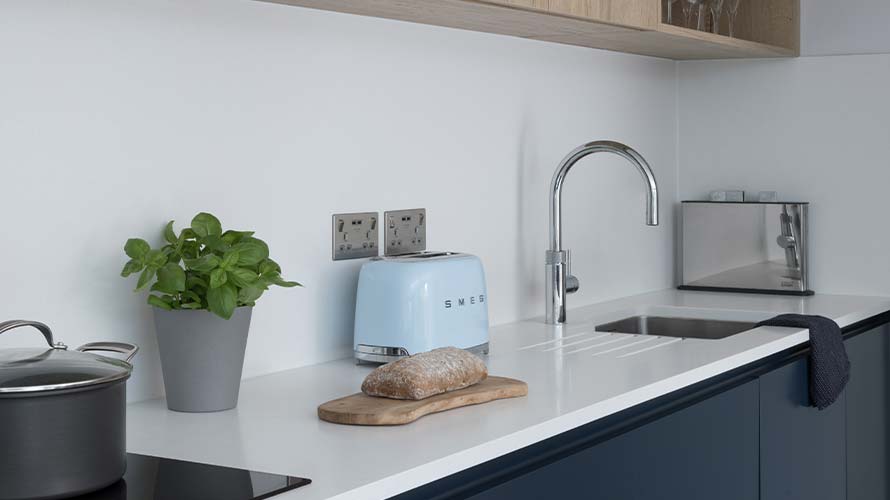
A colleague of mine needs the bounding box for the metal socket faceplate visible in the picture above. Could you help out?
[332,212,379,261]
[384,208,426,256]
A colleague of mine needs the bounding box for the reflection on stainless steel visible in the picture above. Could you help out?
[680,201,812,295]
[596,316,757,340]
[545,141,659,325]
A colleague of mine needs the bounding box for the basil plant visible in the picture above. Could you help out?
[121,212,300,319]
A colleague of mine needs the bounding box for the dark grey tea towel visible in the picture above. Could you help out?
[756,314,849,410]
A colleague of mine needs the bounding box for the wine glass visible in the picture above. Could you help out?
[726,0,741,37]
[709,0,725,34]
[665,0,679,25]
[682,0,704,30]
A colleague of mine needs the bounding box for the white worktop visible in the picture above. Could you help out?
[126,289,890,500]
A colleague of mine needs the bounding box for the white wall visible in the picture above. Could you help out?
[678,53,890,295]
[0,0,677,402]
[802,0,890,56]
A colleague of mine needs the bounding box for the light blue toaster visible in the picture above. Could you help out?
[353,252,490,364]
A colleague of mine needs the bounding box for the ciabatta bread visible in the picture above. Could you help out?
[361,347,487,400]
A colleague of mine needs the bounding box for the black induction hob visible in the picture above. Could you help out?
[75,454,310,500]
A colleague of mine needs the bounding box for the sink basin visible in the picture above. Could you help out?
[595,316,757,340]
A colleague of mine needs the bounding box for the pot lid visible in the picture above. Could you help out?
[0,320,137,395]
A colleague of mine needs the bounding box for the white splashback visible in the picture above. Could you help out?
[678,53,890,296]
[0,0,678,401]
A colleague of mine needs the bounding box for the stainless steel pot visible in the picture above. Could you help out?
[0,320,138,500]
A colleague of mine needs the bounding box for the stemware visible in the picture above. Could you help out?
[665,0,679,24]
[682,0,704,30]
[726,0,741,37]
[709,0,725,34]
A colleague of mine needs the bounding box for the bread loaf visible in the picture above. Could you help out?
[361,347,488,400]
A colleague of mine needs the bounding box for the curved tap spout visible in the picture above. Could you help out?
[545,140,659,324]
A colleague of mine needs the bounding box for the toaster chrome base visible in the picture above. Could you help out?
[355,343,490,365]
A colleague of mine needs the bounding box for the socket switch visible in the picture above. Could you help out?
[332,212,379,261]
[384,208,426,256]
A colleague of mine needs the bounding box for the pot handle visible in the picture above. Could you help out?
[77,342,139,363]
[0,320,67,350]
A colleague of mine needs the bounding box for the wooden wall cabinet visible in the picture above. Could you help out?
[261,0,799,60]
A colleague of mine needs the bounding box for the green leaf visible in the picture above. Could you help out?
[261,271,302,288]
[124,238,150,260]
[258,259,281,275]
[191,212,222,238]
[209,268,227,289]
[238,285,265,303]
[184,254,220,273]
[221,230,254,245]
[135,266,157,291]
[201,234,230,253]
[207,284,237,319]
[275,278,302,288]
[147,294,173,310]
[186,274,209,289]
[163,221,177,244]
[161,244,183,266]
[155,263,186,293]
[181,240,200,260]
[181,302,203,310]
[182,290,202,303]
[145,249,167,268]
[220,249,240,270]
[227,267,258,287]
[233,238,269,266]
[120,259,144,277]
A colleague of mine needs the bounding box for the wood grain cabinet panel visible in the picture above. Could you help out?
[261,0,798,59]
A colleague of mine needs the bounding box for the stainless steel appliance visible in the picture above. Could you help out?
[679,201,812,295]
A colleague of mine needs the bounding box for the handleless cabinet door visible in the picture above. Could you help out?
[467,379,760,500]
[760,357,846,500]
[846,325,890,500]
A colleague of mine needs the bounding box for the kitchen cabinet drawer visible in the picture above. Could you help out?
[759,357,846,500]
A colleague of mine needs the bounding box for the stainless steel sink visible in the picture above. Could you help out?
[595,316,757,340]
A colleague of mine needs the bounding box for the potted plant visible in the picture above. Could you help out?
[121,212,300,412]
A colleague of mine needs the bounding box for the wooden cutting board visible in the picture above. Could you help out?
[318,376,528,426]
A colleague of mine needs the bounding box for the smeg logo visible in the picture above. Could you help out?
[444,294,485,309]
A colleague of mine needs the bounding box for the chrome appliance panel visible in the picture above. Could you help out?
[680,201,812,295]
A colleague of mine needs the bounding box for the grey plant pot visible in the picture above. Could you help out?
[153,307,252,413]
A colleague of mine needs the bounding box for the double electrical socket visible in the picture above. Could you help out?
[331,212,378,261]
[332,208,426,261]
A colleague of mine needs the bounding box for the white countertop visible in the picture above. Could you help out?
[126,289,890,500]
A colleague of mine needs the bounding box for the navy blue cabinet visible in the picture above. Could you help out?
[394,318,890,500]
[759,357,847,500]
[466,380,760,500]
[845,324,890,500]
